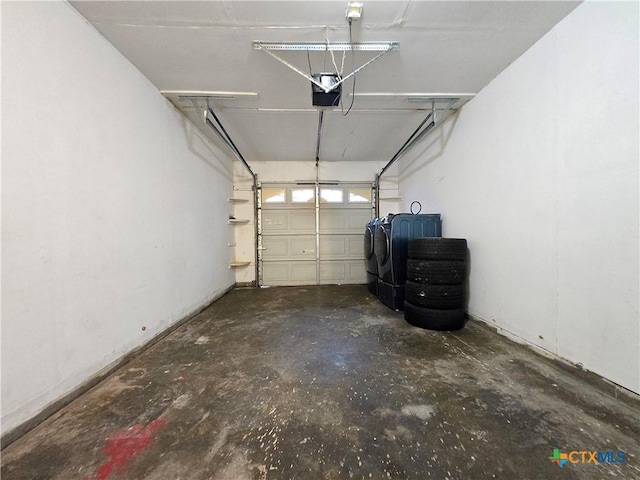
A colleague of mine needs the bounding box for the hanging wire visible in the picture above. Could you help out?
[307,49,313,76]
[329,44,341,79]
[341,18,357,116]
[327,26,342,79]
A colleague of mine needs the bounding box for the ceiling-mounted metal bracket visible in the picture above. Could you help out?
[253,41,399,94]
[379,100,438,179]
[203,100,256,182]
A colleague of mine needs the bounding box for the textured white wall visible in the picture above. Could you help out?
[398,2,639,393]
[1,2,235,433]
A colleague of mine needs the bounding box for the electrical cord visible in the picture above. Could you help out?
[326,26,342,80]
[329,42,341,80]
[341,18,356,116]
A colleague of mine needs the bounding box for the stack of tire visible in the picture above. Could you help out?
[404,238,468,331]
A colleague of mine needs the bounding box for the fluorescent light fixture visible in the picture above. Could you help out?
[351,92,475,107]
[346,2,363,20]
[161,90,259,100]
[407,97,458,104]
[351,93,476,98]
[253,41,397,51]
[346,92,477,111]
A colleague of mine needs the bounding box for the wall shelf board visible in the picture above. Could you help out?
[229,261,251,268]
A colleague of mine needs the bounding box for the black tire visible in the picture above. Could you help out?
[406,259,466,285]
[404,301,466,331]
[405,281,465,309]
[408,238,468,261]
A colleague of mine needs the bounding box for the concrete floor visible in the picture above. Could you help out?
[2,285,639,480]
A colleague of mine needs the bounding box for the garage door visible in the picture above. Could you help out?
[259,183,374,286]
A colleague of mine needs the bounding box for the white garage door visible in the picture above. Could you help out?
[260,183,374,286]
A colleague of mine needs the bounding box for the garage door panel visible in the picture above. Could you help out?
[262,236,290,257]
[319,211,346,233]
[263,210,315,234]
[262,263,289,284]
[319,209,372,234]
[319,261,345,282]
[290,262,317,282]
[261,183,372,286]
[347,260,367,283]
[291,237,316,256]
[347,236,365,258]
[320,236,347,257]
[290,211,316,233]
[347,210,374,231]
[262,261,316,286]
[262,211,289,232]
[319,260,367,284]
[319,235,365,260]
[263,235,316,260]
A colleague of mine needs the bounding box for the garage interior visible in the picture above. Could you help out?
[2,1,639,479]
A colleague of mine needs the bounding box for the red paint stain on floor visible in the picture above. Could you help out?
[84,418,167,480]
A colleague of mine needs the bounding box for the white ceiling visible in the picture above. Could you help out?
[70,1,580,164]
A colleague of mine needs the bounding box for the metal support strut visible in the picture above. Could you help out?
[193,99,260,286]
[379,101,437,179]
[315,110,324,162]
[376,101,437,217]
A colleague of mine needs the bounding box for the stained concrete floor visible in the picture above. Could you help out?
[2,285,639,480]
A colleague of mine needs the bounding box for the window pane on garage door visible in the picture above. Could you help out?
[262,187,286,203]
[320,188,344,203]
[291,188,315,203]
[348,187,372,203]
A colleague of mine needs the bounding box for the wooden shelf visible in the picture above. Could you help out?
[229,261,251,268]
[228,198,249,204]
[228,219,250,224]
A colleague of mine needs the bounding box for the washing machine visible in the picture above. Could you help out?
[374,213,442,310]
[364,218,382,295]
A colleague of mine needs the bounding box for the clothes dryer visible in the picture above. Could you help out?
[374,213,441,310]
[364,218,382,295]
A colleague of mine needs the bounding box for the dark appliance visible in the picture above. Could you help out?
[374,213,442,310]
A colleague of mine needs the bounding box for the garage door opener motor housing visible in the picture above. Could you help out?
[312,73,341,107]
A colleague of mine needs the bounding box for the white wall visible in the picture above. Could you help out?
[1,2,235,434]
[398,1,639,393]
